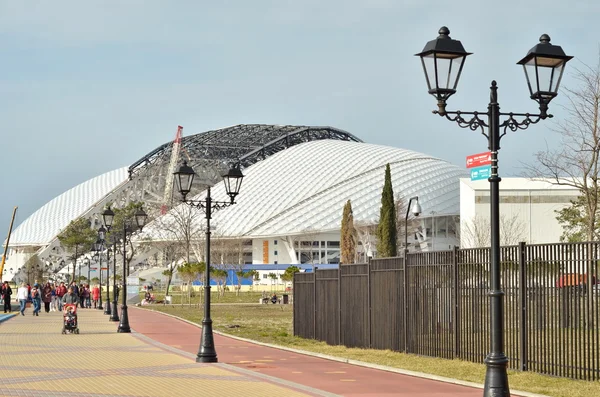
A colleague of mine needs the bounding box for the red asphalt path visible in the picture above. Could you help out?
[127,307,491,396]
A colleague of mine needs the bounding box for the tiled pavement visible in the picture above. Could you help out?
[0,308,330,397]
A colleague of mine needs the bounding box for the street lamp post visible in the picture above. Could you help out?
[403,196,422,353]
[85,257,91,285]
[94,228,106,311]
[174,161,244,363]
[110,236,119,322]
[101,228,112,316]
[416,27,572,397]
[102,205,148,333]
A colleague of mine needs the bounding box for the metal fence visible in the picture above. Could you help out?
[293,241,600,381]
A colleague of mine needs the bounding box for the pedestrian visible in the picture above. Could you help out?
[31,284,41,316]
[16,283,28,316]
[91,284,100,309]
[61,287,78,305]
[50,284,58,312]
[84,284,91,308]
[79,284,85,308]
[26,283,32,303]
[56,282,67,311]
[1,281,12,313]
[42,282,52,313]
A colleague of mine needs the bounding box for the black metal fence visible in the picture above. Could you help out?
[293,241,600,381]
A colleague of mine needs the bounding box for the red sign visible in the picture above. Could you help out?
[101,267,108,270]
[466,152,491,168]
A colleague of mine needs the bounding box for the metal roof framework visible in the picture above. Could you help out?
[7,124,362,281]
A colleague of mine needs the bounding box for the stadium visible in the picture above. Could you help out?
[2,124,467,284]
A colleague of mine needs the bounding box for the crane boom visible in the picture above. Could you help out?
[161,126,183,215]
[1,206,18,280]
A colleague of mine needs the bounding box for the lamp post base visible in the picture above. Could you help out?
[97,297,103,311]
[104,300,111,315]
[196,319,218,363]
[483,355,510,397]
[117,305,131,333]
[109,301,119,322]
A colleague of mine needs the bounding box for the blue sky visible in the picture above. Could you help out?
[1,0,599,239]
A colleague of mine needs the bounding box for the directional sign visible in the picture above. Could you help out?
[101,267,108,270]
[466,152,491,169]
[470,165,492,181]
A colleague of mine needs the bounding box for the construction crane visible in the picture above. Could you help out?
[161,126,183,215]
[0,206,18,280]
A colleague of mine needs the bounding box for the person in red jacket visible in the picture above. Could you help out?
[55,282,67,311]
[91,284,100,309]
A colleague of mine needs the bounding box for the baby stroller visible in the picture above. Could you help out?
[62,303,79,334]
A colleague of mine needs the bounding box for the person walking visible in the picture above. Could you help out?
[42,282,52,313]
[61,287,78,305]
[31,284,41,316]
[16,283,28,316]
[50,284,58,312]
[83,284,91,308]
[91,284,100,309]
[55,282,67,311]
[1,281,12,313]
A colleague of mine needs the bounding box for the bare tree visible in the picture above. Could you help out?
[523,59,600,241]
[462,214,527,248]
[396,193,420,254]
[355,221,377,262]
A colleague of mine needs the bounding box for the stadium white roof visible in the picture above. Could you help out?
[145,140,467,239]
[9,167,128,247]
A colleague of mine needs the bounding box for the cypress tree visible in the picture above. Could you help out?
[376,164,397,257]
[341,200,356,264]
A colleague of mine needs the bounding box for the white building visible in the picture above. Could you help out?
[459,178,580,248]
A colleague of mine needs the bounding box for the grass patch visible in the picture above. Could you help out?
[143,303,600,397]
[141,290,274,304]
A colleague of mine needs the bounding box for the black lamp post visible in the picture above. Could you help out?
[98,225,112,316]
[174,161,244,363]
[93,232,105,311]
[102,205,148,333]
[102,207,119,321]
[416,27,572,397]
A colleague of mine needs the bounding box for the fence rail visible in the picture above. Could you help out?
[293,241,600,381]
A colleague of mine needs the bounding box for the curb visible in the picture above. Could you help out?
[134,307,549,397]
[0,313,16,324]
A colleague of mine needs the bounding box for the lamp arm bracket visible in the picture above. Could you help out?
[499,112,550,138]
[434,109,489,136]
[183,200,235,212]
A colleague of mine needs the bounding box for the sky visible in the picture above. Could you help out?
[1,0,599,241]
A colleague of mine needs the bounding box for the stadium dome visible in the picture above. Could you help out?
[199,140,467,238]
[4,124,467,279]
[9,167,128,247]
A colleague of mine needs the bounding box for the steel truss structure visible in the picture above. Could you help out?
[30,124,362,278]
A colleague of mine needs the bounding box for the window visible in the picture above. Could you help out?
[274,261,278,264]
[274,240,278,245]
[274,250,278,255]
[262,274,268,279]
[327,241,340,248]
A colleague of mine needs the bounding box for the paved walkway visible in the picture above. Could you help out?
[0,306,539,397]
[128,307,488,396]
[0,308,327,397]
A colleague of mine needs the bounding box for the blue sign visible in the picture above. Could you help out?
[470,165,492,181]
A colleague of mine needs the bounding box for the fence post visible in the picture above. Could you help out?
[338,263,342,345]
[367,259,372,348]
[293,273,296,336]
[453,246,460,359]
[313,266,317,339]
[519,241,528,372]
[403,254,408,352]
